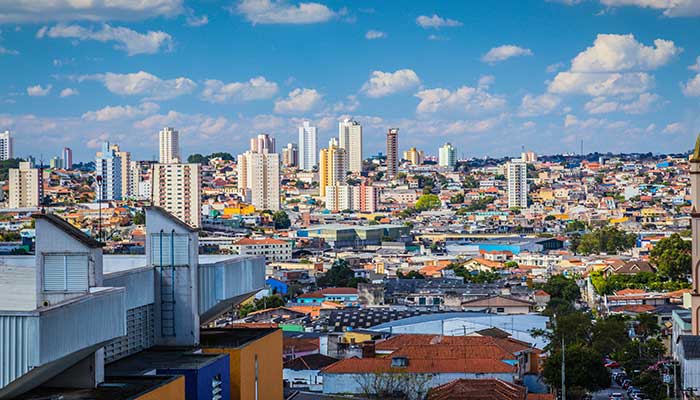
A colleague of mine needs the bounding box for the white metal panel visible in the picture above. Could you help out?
[0,314,39,389]
[65,255,88,292]
[43,255,65,291]
[150,233,189,266]
[43,254,88,292]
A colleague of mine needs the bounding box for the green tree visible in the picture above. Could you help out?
[449,193,464,204]
[574,226,636,255]
[132,210,145,225]
[591,316,631,357]
[650,233,691,281]
[238,295,286,317]
[209,152,234,160]
[565,220,587,233]
[272,210,291,229]
[415,194,441,211]
[0,158,22,181]
[634,313,661,339]
[187,153,209,164]
[543,343,611,398]
[316,259,368,288]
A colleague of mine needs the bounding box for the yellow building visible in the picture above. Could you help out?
[403,147,424,165]
[319,143,347,197]
[136,376,186,400]
[224,204,256,216]
[201,327,283,400]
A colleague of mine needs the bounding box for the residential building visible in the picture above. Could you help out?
[232,237,292,261]
[461,295,533,314]
[239,151,280,211]
[8,161,42,208]
[250,133,275,154]
[0,130,12,161]
[95,141,122,201]
[521,151,537,163]
[439,142,456,169]
[404,147,424,166]
[49,156,61,169]
[386,128,399,178]
[506,158,528,209]
[319,143,347,197]
[298,120,317,171]
[61,147,72,170]
[326,183,379,213]
[338,118,363,174]
[111,144,133,199]
[151,162,202,227]
[282,142,298,167]
[159,127,180,164]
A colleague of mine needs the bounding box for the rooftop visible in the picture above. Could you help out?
[199,327,278,349]
[106,348,227,376]
[22,375,182,400]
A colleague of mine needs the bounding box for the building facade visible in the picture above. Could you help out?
[151,163,202,227]
[238,151,280,211]
[298,121,317,171]
[95,141,123,201]
[386,128,399,178]
[61,147,72,170]
[250,133,275,154]
[404,147,424,166]
[232,238,292,262]
[506,159,528,209]
[319,144,347,198]
[8,161,42,208]
[338,119,363,174]
[159,127,180,164]
[0,130,12,161]
[439,143,456,169]
[282,143,298,168]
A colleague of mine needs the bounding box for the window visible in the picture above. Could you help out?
[212,374,223,400]
[496,307,505,313]
[43,254,89,292]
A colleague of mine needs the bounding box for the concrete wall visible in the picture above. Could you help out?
[198,256,265,316]
[104,267,154,310]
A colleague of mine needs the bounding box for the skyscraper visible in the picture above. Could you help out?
[151,163,201,227]
[319,143,347,197]
[159,127,180,164]
[298,121,317,171]
[403,147,424,166]
[439,143,456,169]
[0,130,12,161]
[246,152,280,211]
[386,128,399,178]
[9,161,42,208]
[111,144,133,199]
[338,119,363,174]
[506,159,528,209]
[282,143,298,167]
[95,141,122,201]
[62,147,73,170]
[250,133,276,154]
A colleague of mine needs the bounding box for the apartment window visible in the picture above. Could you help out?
[43,253,89,292]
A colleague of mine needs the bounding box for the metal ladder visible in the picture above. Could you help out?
[159,229,176,337]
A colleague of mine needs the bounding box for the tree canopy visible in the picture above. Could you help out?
[316,259,368,288]
[414,194,441,211]
[650,233,691,281]
[272,210,291,229]
[573,226,636,255]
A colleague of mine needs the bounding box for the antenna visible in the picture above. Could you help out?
[580,140,584,156]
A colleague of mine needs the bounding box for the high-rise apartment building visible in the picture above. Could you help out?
[238,151,280,211]
[95,141,122,201]
[386,128,399,178]
[0,130,12,161]
[151,163,201,227]
[403,147,424,166]
[319,143,347,197]
[159,127,180,164]
[521,151,537,163]
[250,133,276,154]
[111,144,133,199]
[338,119,363,174]
[49,157,62,169]
[8,161,42,208]
[439,142,456,169]
[506,159,528,209]
[282,143,298,167]
[325,183,379,213]
[298,121,317,171]
[62,147,73,170]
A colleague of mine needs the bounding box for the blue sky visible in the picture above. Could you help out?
[1,0,700,161]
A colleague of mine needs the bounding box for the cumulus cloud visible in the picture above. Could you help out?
[481,45,533,63]
[59,88,78,97]
[236,0,336,24]
[365,30,386,40]
[200,77,278,103]
[135,110,234,137]
[27,84,52,96]
[82,102,159,121]
[570,34,681,73]
[690,56,700,72]
[81,71,196,100]
[682,74,700,96]
[517,93,561,117]
[36,24,172,55]
[478,75,495,89]
[662,122,684,133]
[598,0,700,17]
[331,95,360,113]
[415,86,506,115]
[274,88,323,114]
[548,71,654,96]
[546,62,565,73]
[0,45,17,55]
[0,0,184,23]
[360,69,420,98]
[583,93,658,114]
[415,14,462,29]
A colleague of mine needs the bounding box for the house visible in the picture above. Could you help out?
[610,260,657,275]
[297,288,359,306]
[427,378,554,400]
[284,354,339,392]
[232,237,292,262]
[461,295,533,314]
[533,290,550,309]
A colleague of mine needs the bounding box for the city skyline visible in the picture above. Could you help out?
[1,1,700,160]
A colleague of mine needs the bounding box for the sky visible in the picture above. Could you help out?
[1,0,700,162]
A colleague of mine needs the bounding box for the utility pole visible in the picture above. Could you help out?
[561,338,566,400]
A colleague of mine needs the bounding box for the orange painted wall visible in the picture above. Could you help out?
[135,376,185,400]
[203,329,283,400]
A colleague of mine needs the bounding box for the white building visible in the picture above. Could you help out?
[159,127,180,164]
[0,130,12,161]
[238,151,280,211]
[232,237,292,262]
[282,143,298,167]
[8,161,42,208]
[506,158,528,209]
[438,143,456,168]
[151,163,202,227]
[95,141,122,201]
[325,184,379,213]
[298,121,317,171]
[338,119,363,174]
[61,147,72,170]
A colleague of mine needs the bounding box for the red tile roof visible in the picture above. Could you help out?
[234,237,288,245]
[427,378,527,400]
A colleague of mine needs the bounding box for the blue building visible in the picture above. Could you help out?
[267,277,289,295]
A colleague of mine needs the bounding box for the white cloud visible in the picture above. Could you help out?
[201,77,278,103]
[27,84,52,96]
[274,88,322,114]
[481,45,533,63]
[135,110,234,138]
[478,75,495,89]
[236,0,336,24]
[548,71,654,96]
[416,14,462,29]
[365,30,386,40]
[59,88,78,97]
[36,24,172,55]
[427,34,446,41]
[81,71,196,100]
[331,95,360,113]
[0,45,17,55]
[546,62,564,73]
[690,56,700,72]
[570,34,681,73]
[82,102,159,121]
[662,122,684,133]
[682,74,700,96]
[0,0,184,23]
[443,117,502,134]
[360,69,420,98]
[415,86,506,114]
[518,93,561,117]
[599,0,700,17]
[584,97,619,114]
